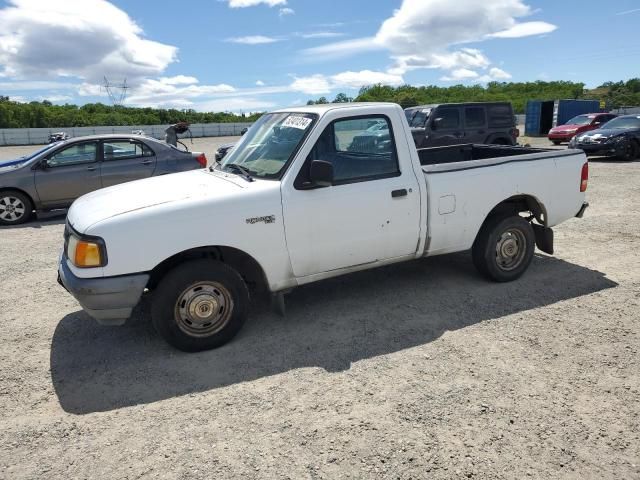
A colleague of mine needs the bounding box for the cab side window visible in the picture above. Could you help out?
[46,142,98,167]
[299,115,400,186]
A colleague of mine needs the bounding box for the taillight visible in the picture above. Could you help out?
[196,153,207,168]
[580,162,588,192]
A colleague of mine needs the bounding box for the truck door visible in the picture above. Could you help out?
[282,114,421,278]
[427,107,465,146]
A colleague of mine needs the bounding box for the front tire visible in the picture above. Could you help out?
[151,260,249,352]
[0,190,33,226]
[618,140,639,161]
[472,215,535,282]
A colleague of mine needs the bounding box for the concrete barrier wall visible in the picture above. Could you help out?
[0,123,254,146]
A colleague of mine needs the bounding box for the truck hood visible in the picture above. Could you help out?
[549,124,583,132]
[67,169,248,233]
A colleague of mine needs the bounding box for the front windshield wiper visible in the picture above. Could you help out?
[221,163,255,182]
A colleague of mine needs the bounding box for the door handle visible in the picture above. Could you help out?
[391,189,408,198]
[141,160,153,165]
[87,166,97,171]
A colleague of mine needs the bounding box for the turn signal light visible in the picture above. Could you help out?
[67,234,105,268]
[580,162,589,192]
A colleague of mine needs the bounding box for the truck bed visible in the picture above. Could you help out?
[418,144,546,166]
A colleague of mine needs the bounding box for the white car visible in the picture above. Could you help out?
[58,103,589,351]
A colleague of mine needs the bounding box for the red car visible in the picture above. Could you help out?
[548,113,617,144]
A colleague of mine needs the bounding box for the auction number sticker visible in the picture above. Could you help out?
[282,115,312,130]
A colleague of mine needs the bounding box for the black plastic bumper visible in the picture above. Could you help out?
[58,258,149,326]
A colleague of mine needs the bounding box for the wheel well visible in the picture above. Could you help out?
[0,187,35,210]
[483,195,547,227]
[489,137,511,145]
[146,246,269,295]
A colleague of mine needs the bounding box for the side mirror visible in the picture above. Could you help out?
[240,127,248,136]
[431,118,442,131]
[309,160,333,187]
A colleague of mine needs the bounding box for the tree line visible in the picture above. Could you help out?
[2,79,639,128]
[0,98,262,129]
[307,79,640,113]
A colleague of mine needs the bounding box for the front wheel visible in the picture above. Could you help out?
[151,260,249,352]
[0,191,33,226]
[472,215,535,282]
[618,140,639,161]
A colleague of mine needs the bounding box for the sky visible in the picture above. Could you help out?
[0,0,638,113]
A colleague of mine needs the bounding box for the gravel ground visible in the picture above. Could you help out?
[0,138,639,479]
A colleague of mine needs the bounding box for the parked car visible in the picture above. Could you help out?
[548,113,617,145]
[131,129,146,136]
[214,127,250,162]
[0,134,207,225]
[58,103,589,352]
[569,114,640,160]
[48,132,69,143]
[404,102,519,148]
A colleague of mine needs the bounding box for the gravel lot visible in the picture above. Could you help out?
[0,137,638,479]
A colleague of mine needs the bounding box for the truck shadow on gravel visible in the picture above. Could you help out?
[50,253,617,414]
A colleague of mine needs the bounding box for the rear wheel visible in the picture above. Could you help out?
[472,215,535,282]
[618,140,639,161]
[0,191,33,226]
[151,260,249,352]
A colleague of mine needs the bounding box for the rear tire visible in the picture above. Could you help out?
[0,190,33,226]
[472,215,535,282]
[151,260,249,352]
[618,140,639,161]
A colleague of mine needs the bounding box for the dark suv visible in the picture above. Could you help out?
[405,102,519,148]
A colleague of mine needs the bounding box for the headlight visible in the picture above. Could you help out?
[66,230,107,268]
[605,135,624,144]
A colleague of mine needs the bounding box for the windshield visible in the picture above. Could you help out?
[409,109,431,128]
[564,115,594,126]
[599,116,640,130]
[220,112,316,179]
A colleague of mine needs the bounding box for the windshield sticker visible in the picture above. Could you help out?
[282,115,312,130]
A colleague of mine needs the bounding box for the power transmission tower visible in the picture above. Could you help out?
[103,76,129,106]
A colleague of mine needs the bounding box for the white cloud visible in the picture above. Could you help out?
[226,35,281,45]
[289,70,405,95]
[197,97,277,114]
[330,70,404,89]
[299,31,345,39]
[485,67,512,80]
[0,0,177,82]
[255,80,265,86]
[36,94,72,103]
[306,0,557,77]
[158,75,199,85]
[279,7,294,17]
[290,74,331,95]
[226,0,286,7]
[440,68,480,81]
[488,21,557,38]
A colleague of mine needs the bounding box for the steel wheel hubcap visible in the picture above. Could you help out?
[495,228,526,271]
[0,196,26,222]
[175,282,233,337]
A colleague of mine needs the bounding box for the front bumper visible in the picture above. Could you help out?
[548,133,576,142]
[58,258,149,326]
[570,142,622,157]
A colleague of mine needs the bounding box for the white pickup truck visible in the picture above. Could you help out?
[58,103,589,351]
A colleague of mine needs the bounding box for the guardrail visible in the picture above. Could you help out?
[0,123,253,146]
